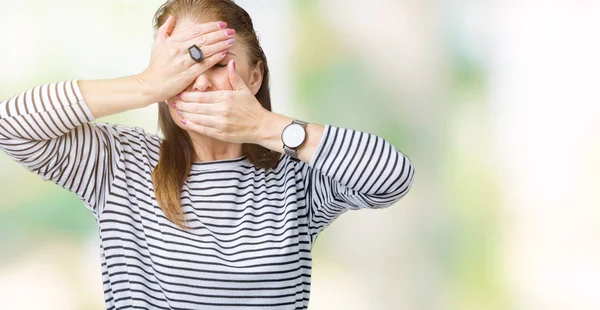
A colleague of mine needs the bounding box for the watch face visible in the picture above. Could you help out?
[282,123,306,148]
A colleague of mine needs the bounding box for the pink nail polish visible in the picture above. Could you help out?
[171,102,177,108]
[218,22,227,29]
[221,50,228,56]
[226,38,235,45]
[226,29,235,36]
[181,118,187,125]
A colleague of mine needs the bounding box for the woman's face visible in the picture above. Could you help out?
[166,18,262,128]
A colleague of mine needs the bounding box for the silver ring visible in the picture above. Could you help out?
[188,44,204,63]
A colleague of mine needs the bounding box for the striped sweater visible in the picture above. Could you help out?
[0,80,415,309]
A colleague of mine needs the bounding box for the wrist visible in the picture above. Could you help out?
[256,111,293,151]
[77,76,157,119]
[133,73,161,106]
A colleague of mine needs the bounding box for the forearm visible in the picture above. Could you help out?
[0,80,123,214]
[257,111,325,164]
[77,74,156,119]
[259,112,414,201]
[0,80,95,141]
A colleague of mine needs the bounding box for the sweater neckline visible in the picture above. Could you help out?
[190,154,250,171]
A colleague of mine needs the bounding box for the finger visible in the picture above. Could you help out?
[185,123,220,138]
[179,111,219,127]
[196,37,235,59]
[173,101,219,115]
[181,28,235,49]
[180,114,220,134]
[155,15,176,45]
[184,51,228,81]
[178,90,224,104]
[227,59,249,91]
[179,37,234,68]
[170,21,228,42]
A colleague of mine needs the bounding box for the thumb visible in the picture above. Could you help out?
[228,59,249,91]
[155,15,176,44]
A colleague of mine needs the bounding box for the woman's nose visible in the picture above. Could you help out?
[191,72,214,92]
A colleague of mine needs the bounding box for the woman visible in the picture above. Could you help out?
[0,0,414,308]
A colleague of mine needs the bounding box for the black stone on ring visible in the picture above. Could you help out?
[188,44,204,63]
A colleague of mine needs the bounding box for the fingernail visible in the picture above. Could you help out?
[218,22,227,29]
[226,38,235,45]
[171,102,177,108]
[177,109,182,115]
[226,29,235,36]
[221,50,228,56]
[181,118,187,125]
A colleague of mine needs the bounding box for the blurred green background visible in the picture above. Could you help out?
[1,0,599,309]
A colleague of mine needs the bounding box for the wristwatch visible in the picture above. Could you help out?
[281,119,308,159]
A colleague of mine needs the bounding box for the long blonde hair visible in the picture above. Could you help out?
[151,0,281,230]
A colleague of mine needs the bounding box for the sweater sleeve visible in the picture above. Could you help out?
[0,80,122,217]
[300,124,415,241]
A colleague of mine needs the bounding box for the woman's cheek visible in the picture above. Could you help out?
[216,71,234,90]
[169,107,182,123]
